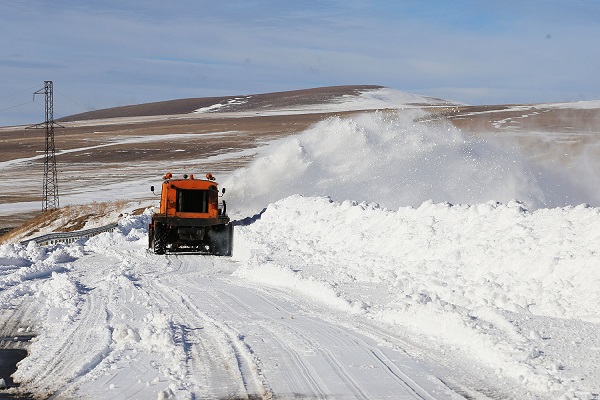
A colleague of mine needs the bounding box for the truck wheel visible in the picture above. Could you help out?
[153,224,167,255]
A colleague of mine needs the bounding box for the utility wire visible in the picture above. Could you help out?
[0,100,36,113]
[31,98,70,123]
[54,92,93,120]
[0,85,43,115]
[57,92,93,113]
[0,84,40,101]
[0,85,92,121]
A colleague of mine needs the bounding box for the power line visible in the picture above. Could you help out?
[57,92,92,113]
[0,100,36,113]
[0,85,91,121]
[0,84,40,101]
[0,85,45,117]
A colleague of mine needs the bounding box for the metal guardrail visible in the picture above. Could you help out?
[19,223,119,247]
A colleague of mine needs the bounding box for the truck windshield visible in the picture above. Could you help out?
[176,189,208,213]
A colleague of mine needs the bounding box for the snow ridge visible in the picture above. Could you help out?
[234,195,600,397]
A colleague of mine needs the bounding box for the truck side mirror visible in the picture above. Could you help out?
[151,185,155,192]
[222,188,226,194]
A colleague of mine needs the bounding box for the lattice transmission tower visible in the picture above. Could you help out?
[31,81,60,211]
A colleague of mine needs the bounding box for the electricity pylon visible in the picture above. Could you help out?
[31,81,60,211]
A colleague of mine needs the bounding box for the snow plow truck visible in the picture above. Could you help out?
[149,172,233,255]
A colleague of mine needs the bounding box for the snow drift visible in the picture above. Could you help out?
[233,195,600,396]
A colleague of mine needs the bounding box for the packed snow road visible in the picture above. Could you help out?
[1,213,455,399]
[144,255,450,399]
[1,195,599,399]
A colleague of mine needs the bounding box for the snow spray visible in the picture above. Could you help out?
[224,110,586,216]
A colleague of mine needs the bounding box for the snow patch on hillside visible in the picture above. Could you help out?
[194,97,250,113]
[538,100,600,110]
[330,87,456,108]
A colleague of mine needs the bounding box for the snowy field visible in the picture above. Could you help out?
[0,88,599,399]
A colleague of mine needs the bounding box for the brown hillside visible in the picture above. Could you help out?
[59,85,384,122]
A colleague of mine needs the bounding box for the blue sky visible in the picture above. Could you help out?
[1,0,599,126]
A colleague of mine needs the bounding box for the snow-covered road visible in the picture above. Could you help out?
[147,256,450,400]
[3,194,598,399]
[2,212,456,399]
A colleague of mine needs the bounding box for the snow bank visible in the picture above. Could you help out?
[0,241,82,295]
[224,110,582,218]
[234,195,600,396]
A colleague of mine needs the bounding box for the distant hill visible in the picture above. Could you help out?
[59,85,387,122]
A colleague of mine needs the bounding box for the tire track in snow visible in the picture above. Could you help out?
[110,250,252,399]
[145,260,270,399]
[368,348,438,400]
[348,318,510,400]
[182,277,327,399]
[213,287,370,398]
[28,282,112,396]
[171,255,333,398]
[248,289,439,400]
[79,246,243,398]
[160,255,329,398]
[249,300,429,400]
[219,282,445,400]
[63,243,456,399]
[167,255,441,399]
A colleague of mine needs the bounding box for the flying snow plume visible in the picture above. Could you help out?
[224,110,577,216]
